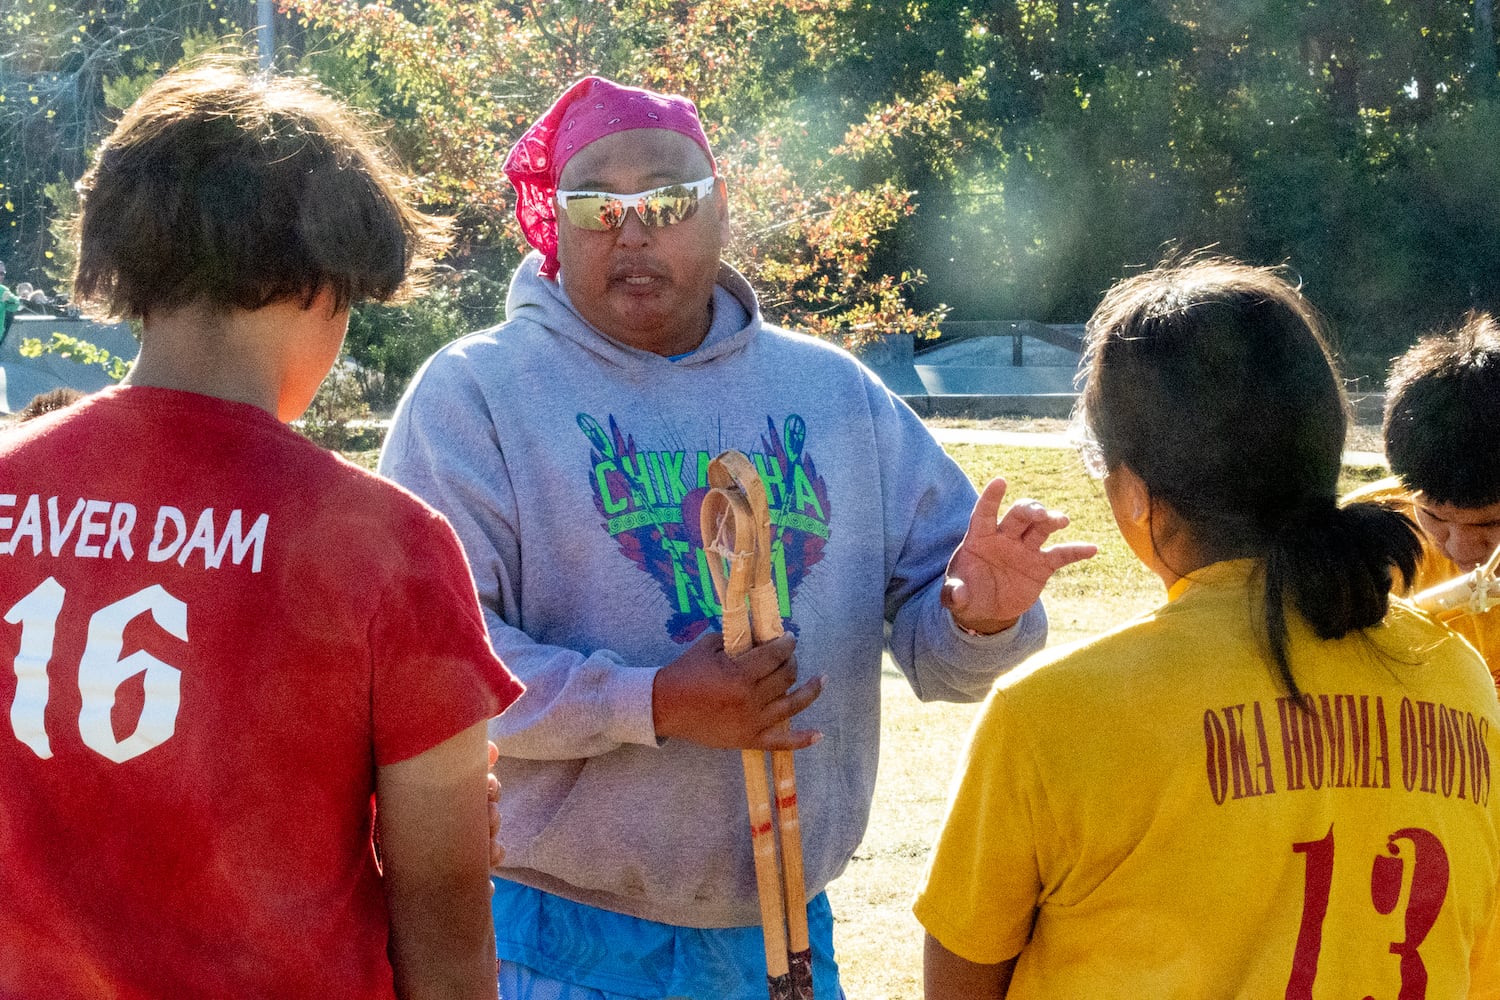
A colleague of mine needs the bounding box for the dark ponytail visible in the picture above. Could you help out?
[1263,501,1421,698]
[1080,257,1423,699]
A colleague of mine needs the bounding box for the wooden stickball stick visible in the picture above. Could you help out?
[770,747,812,995]
[742,749,794,1000]
[701,483,795,999]
[1413,542,1500,617]
[701,451,814,1000]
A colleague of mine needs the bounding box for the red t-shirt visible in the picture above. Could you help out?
[0,386,522,998]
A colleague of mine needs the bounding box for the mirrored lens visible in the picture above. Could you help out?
[636,185,701,227]
[557,178,714,231]
[559,194,626,231]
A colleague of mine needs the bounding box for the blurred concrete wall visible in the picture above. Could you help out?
[857,322,1085,418]
[0,315,138,413]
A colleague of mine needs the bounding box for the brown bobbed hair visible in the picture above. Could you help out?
[1078,258,1421,699]
[1385,311,1500,509]
[73,59,451,321]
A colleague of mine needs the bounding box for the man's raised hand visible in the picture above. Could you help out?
[942,477,1098,635]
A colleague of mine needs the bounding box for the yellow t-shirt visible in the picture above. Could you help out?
[1344,477,1500,677]
[914,560,1500,999]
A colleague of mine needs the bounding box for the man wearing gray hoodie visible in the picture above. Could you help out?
[381,76,1095,1000]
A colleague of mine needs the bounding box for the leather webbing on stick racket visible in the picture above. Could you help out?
[701,450,814,1000]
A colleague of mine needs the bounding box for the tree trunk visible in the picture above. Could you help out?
[1477,0,1498,97]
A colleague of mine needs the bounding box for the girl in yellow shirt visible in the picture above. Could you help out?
[916,259,1500,999]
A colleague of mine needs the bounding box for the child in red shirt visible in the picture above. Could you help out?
[0,61,522,999]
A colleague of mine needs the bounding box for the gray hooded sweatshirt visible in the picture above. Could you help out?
[380,254,1046,928]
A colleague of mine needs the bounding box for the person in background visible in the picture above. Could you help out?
[0,262,20,341]
[1345,311,1500,678]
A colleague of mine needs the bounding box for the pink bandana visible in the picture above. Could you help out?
[504,76,717,280]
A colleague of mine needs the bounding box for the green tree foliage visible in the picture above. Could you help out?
[7,0,1500,397]
[298,360,372,450]
[284,0,954,347]
[342,275,508,409]
[17,330,129,380]
[0,1,264,291]
[820,0,1500,371]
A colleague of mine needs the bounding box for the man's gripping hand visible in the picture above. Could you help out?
[486,741,503,870]
[943,477,1098,635]
[651,632,822,750]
